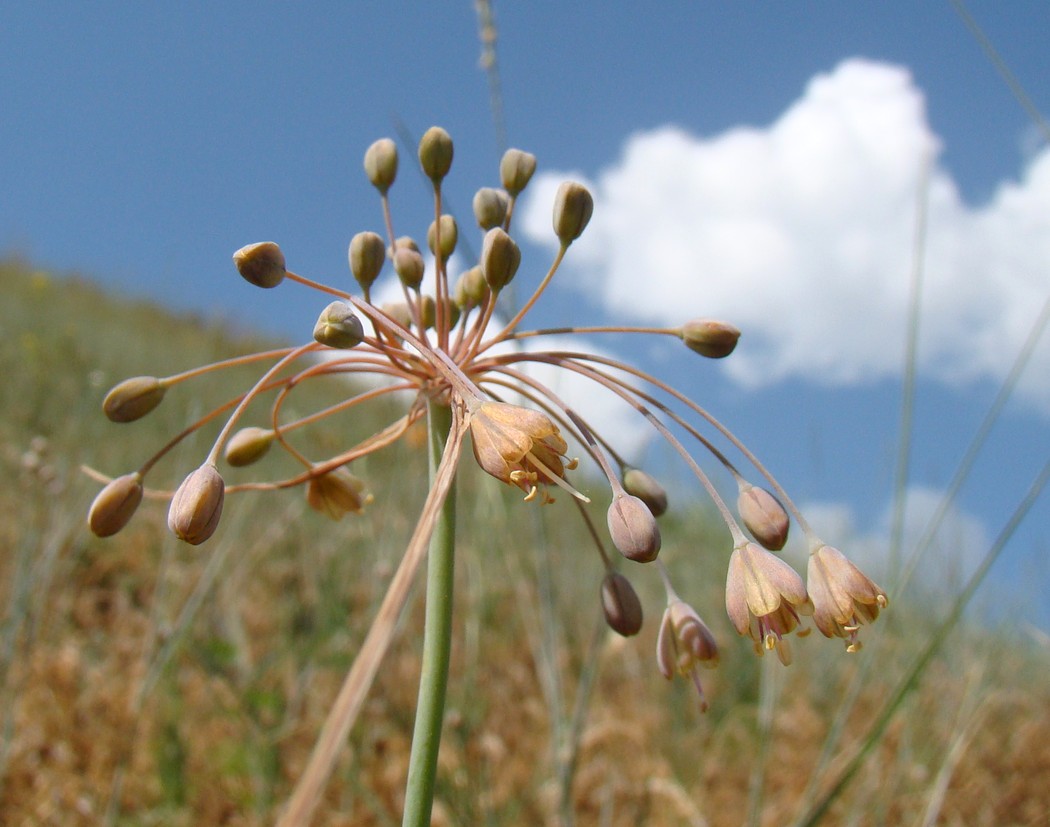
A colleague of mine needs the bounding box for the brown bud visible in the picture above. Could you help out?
[738,483,789,551]
[364,138,398,193]
[453,265,487,310]
[472,187,510,230]
[622,468,668,517]
[427,214,458,262]
[167,463,225,545]
[87,473,143,537]
[680,319,740,359]
[607,494,661,563]
[314,301,365,349]
[224,427,275,467]
[552,181,593,245]
[103,376,167,423]
[601,571,644,636]
[233,241,286,289]
[500,148,537,196]
[418,126,453,183]
[481,227,521,292]
[349,231,386,294]
[306,468,372,519]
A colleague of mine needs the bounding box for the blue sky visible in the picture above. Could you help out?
[3,3,1049,625]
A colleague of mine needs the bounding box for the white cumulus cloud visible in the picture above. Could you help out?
[520,58,1050,410]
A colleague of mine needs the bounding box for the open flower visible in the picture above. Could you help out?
[725,541,813,665]
[657,597,719,711]
[807,544,888,652]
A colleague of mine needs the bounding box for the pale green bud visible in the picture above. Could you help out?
[380,301,413,330]
[453,265,487,310]
[103,376,166,423]
[473,187,510,229]
[349,231,386,293]
[552,182,593,245]
[427,214,458,262]
[480,227,521,292]
[499,148,537,196]
[622,467,668,517]
[313,301,364,349]
[363,138,398,193]
[680,319,740,359]
[607,493,661,563]
[167,463,225,545]
[224,427,275,467]
[418,126,453,183]
[393,246,425,289]
[87,472,143,537]
[233,241,286,289]
[601,571,644,637]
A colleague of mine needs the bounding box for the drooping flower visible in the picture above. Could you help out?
[656,597,719,712]
[306,468,373,519]
[807,544,888,652]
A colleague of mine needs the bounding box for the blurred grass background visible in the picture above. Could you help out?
[1,256,1048,826]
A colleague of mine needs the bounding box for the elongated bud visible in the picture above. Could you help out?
[349,231,386,294]
[314,301,364,348]
[233,241,286,289]
[454,265,487,310]
[738,483,789,551]
[427,214,458,262]
[364,138,398,193]
[167,463,225,545]
[552,181,593,245]
[394,246,425,289]
[500,148,537,196]
[418,126,453,183]
[680,319,740,359]
[88,473,143,537]
[224,427,275,467]
[103,376,166,423]
[622,468,668,517]
[601,571,644,636]
[481,227,521,292]
[473,187,509,230]
[607,493,661,563]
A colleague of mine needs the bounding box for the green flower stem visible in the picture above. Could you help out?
[402,400,457,827]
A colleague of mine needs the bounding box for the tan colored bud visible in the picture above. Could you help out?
[680,319,740,359]
[601,571,644,637]
[418,126,453,182]
[656,599,719,679]
[738,483,789,551]
[394,235,421,254]
[103,376,166,423]
[481,227,521,292]
[87,472,143,537]
[427,214,458,262]
[233,241,286,289]
[622,467,668,517]
[607,494,661,563]
[224,427,275,467]
[167,463,225,545]
[314,301,365,349]
[500,148,537,196]
[472,187,510,230]
[364,137,398,193]
[453,265,487,310]
[418,294,436,330]
[349,231,386,293]
[394,246,425,289]
[380,301,413,330]
[552,181,593,245]
[306,468,372,519]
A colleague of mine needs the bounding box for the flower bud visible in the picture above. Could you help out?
[349,231,386,294]
[500,148,537,196]
[167,463,225,545]
[427,214,458,262]
[394,246,425,289]
[607,494,661,563]
[418,126,453,183]
[364,138,398,193]
[453,265,487,310]
[738,483,789,551]
[233,241,286,289]
[87,473,143,537]
[481,227,521,292]
[103,376,166,423]
[306,468,372,519]
[622,467,668,517]
[314,301,365,349]
[224,427,275,467]
[472,187,510,230]
[601,571,644,636]
[380,301,413,330]
[552,181,593,245]
[418,294,436,330]
[680,319,740,359]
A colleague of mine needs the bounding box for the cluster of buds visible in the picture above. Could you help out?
[87,126,887,710]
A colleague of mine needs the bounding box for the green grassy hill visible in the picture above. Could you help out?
[1,257,1047,826]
